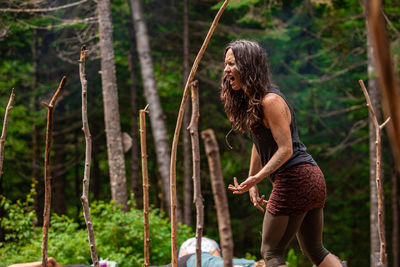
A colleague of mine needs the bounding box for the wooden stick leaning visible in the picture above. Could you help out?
[0,88,15,181]
[201,129,233,267]
[187,81,204,267]
[359,80,390,266]
[41,76,66,267]
[140,104,150,267]
[169,1,230,266]
[79,45,99,267]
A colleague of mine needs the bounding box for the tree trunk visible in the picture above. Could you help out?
[32,29,43,225]
[129,0,171,216]
[391,164,399,267]
[128,18,141,209]
[201,129,233,267]
[52,120,66,215]
[182,0,192,227]
[97,0,128,210]
[367,20,384,267]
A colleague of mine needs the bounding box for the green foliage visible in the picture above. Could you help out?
[0,195,193,267]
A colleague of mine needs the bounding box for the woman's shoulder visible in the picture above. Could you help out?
[261,92,287,111]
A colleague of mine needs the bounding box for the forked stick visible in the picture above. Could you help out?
[41,76,66,267]
[359,79,390,266]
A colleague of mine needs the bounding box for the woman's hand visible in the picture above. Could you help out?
[249,186,268,212]
[228,176,261,194]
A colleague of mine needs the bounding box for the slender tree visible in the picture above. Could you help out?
[97,0,128,210]
[182,0,192,227]
[127,12,141,209]
[129,0,172,216]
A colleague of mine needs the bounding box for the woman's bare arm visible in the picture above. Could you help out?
[228,93,292,193]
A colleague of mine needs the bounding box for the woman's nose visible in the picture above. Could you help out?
[224,65,230,73]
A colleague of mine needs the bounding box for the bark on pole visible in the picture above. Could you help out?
[0,88,15,181]
[360,80,390,266]
[41,76,66,267]
[169,1,230,265]
[201,129,233,267]
[97,0,128,210]
[366,0,400,172]
[187,81,204,267]
[140,105,150,267]
[130,0,173,217]
[79,46,99,267]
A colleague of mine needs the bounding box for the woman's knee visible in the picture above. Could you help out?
[260,245,286,267]
[300,244,330,265]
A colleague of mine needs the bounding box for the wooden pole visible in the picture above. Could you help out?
[359,80,390,266]
[140,104,150,267]
[187,81,204,267]
[79,45,99,267]
[41,76,66,267]
[366,0,400,172]
[169,1,230,266]
[0,88,15,181]
[201,129,233,267]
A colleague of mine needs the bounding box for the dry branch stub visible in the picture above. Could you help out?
[79,45,99,267]
[169,1,230,266]
[0,88,15,181]
[41,76,67,267]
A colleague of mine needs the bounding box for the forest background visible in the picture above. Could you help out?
[0,0,399,266]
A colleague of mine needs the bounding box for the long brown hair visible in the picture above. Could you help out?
[220,40,275,133]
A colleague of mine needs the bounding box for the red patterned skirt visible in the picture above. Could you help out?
[267,163,327,216]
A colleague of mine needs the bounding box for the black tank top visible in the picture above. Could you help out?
[250,88,316,174]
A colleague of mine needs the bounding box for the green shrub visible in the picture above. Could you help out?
[0,195,192,266]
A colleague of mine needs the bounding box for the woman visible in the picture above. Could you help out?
[222,40,342,267]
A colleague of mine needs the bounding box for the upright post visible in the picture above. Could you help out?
[140,104,150,267]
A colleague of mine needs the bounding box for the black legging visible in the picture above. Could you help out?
[260,208,330,267]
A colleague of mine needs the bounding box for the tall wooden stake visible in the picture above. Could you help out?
[169,1,230,266]
[187,81,204,267]
[41,76,66,267]
[79,45,99,267]
[359,80,390,266]
[140,104,150,267]
[201,129,233,267]
[366,0,400,172]
[0,88,15,181]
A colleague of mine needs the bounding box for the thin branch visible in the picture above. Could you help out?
[169,1,230,266]
[359,79,387,266]
[17,17,97,30]
[79,46,99,267]
[0,0,88,13]
[140,106,150,267]
[41,76,67,267]
[0,88,15,181]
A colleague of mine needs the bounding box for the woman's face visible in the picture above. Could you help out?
[224,48,243,91]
